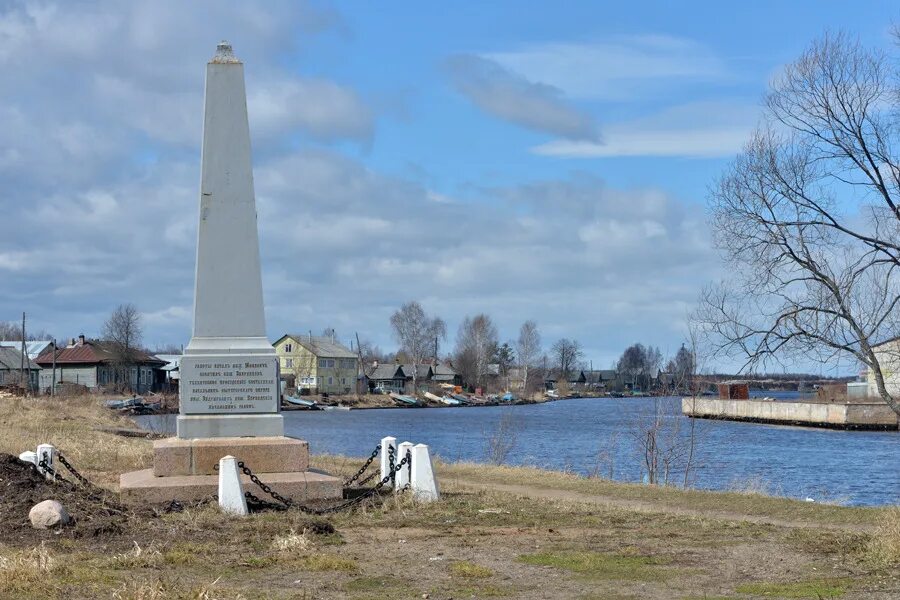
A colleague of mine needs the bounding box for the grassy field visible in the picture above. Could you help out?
[0,395,897,599]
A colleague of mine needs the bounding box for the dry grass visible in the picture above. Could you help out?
[270,529,311,552]
[0,395,151,487]
[109,541,164,569]
[0,542,60,594]
[436,461,884,528]
[863,506,900,568]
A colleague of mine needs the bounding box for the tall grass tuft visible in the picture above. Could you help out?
[864,506,900,568]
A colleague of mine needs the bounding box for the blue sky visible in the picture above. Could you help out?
[0,0,895,373]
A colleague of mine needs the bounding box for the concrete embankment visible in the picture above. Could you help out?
[682,397,898,430]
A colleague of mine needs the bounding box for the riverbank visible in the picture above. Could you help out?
[0,395,897,598]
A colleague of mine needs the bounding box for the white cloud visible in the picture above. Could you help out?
[487,35,727,100]
[444,54,599,140]
[532,101,758,158]
[249,78,373,142]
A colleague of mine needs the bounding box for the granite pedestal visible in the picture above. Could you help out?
[120,435,342,504]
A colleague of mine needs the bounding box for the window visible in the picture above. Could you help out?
[285,358,293,368]
[341,377,347,385]
[318,358,326,368]
[285,343,292,353]
[327,376,333,385]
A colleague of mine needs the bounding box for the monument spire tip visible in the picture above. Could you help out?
[212,40,240,64]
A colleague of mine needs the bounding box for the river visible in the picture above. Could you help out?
[136,396,899,506]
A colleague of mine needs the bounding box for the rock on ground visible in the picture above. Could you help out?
[29,499,70,529]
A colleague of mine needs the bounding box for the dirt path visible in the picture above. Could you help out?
[456,480,875,532]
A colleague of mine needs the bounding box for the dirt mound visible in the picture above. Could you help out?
[0,454,130,542]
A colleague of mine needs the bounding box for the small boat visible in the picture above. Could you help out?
[545,390,559,399]
[284,395,319,409]
[322,405,350,411]
[105,397,142,410]
[389,392,420,406]
[501,392,516,402]
[423,392,445,404]
[450,394,470,405]
[440,396,462,405]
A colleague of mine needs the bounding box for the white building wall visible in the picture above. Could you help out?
[869,340,900,398]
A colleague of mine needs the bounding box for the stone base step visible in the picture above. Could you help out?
[120,468,341,505]
[153,436,309,476]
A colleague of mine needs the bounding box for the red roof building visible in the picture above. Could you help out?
[35,335,164,394]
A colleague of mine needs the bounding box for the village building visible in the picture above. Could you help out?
[0,346,41,390]
[366,363,407,394]
[34,335,163,393]
[868,337,900,398]
[364,362,460,394]
[273,334,358,395]
[153,354,181,394]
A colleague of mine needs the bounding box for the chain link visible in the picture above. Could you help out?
[37,459,71,484]
[239,451,411,515]
[38,451,131,515]
[344,444,380,487]
[57,452,96,488]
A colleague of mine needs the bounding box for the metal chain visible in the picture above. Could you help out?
[38,452,132,515]
[37,459,72,485]
[344,444,380,487]
[57,452,96,489]
[239,452,410,515]
[354,469,380,487]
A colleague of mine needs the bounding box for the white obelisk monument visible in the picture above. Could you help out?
[177,41,283,439]
[119,43,342,503]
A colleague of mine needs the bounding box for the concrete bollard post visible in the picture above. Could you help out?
[410,444,439,502]
[18,451,38,467]
[395,441,414,490]
[380,436,397,483]
[217,455,248,516]
[36,444,56,480]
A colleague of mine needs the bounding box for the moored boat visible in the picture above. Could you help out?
[389,392,420,406]
[283,395,319,410]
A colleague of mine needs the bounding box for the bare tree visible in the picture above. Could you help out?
[0,321,51,341]
[698,33,900,417]
[617,343,647,391]
[455,314,498,390]
[390,301,446,392]
[102,303,143,392]
[483,410,522,465]
[516,320,541,396]
[551,338,582,381]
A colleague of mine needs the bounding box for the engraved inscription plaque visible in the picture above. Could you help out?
[180,355,279,415]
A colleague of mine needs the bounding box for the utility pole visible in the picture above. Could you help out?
[20,312,26,395]
[51,338,57,397]
[355,332,363,397]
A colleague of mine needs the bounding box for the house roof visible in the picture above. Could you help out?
[401,364,433,380]
[155,354,181,372]
[583,369,617,383]
[35,340,164,367]
[0,347,40,371]
[281,334,357,359]
[0,341,53,360]
[366,364,404,380]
